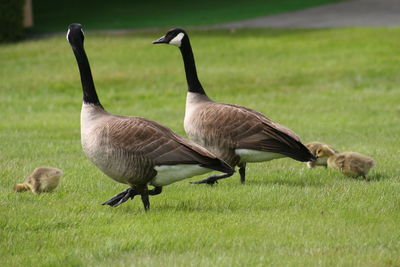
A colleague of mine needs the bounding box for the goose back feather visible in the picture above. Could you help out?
[184,93,312,166]
[82,104,231,186]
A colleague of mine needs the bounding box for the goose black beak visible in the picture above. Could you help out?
[152,36,167,44]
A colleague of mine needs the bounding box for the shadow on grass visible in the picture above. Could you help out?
[365,173,390,182]
[245,178,326,188]
[333,172,390,182]
[109,198,274,213]
[110,198,238,213]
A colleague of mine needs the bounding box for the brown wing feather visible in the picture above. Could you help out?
[104,116,232,173]
[198,102,315,162]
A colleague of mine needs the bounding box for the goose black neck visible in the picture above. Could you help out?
[71,43,102,106]
[179,40,206,95]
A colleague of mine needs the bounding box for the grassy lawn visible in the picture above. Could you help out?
[1,27,400,266]
[30,0,343,33]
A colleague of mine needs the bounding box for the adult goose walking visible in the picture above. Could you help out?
[153,28,315,184]
[67,24,233,210]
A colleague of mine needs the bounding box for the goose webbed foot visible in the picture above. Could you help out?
[190,172,234,185]
[102,186,163,210]
[190,176,219,185]
[149,186,162,195]
[102,188,137,207]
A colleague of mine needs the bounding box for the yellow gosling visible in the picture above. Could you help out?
[316,145,375,179]
[13,167,63,194]
[306,142,339,168]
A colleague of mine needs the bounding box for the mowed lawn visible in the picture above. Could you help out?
[1,27,399,266]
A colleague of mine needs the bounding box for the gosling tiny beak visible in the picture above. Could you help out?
[152,36,166,44]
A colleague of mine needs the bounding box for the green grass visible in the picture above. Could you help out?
[30,0,342,33]
[1,27,400,266]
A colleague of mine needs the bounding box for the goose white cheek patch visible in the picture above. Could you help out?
[66,29,70,41]
[66,28,84,41]
[169,32,185,47]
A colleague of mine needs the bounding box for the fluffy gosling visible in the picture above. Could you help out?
[306,141,339,168]
[316,145,375,179]
[14,167,63,194]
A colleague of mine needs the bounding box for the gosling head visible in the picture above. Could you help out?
[152,28,187,48]
[66,23,85,46]
[316,145,336,158]
[13,183,31,192]
[44,167,64,179]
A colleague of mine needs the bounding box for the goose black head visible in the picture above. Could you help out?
[152,28,187,48]
[66,23,85,46]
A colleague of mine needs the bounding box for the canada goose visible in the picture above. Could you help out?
[153,28,315,184]
[67,24,233,210]
[306,141,339,168]
[316,145,375,179]
[13,167,63,194]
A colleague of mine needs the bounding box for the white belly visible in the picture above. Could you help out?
[151,164,212,186]
[235,149,286,163]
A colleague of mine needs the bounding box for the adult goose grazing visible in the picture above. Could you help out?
[153,28,315,184]
[66,24,233,210]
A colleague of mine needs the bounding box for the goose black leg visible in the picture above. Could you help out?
[239,163,246,184]
[141,193,150,211]
[102,187,137,207]
[137,185,150,211]
[190,171,235,185]
[142,186,161,211]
